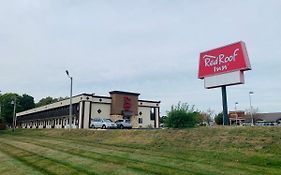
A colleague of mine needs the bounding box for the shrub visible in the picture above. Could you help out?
[164,102,199,128]
[215,112,223,125]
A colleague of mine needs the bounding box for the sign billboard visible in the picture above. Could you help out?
[204,70,245,89]
[198,41,251,125]
[198,41,251,79]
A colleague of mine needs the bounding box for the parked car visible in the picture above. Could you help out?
[115,119,132,129]
[90,118,117,129]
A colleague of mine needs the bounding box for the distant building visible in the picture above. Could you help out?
[229,111,281,126]
[254,112,281,125]
[229,111,246,125]
[16,91,160,129]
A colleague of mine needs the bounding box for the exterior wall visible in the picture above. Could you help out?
[138,100,160,128]
[138,107,155,128]
[110,115,123,122]
[130,115,138,128]
[17,95,83,117]
[19,116,79,129]
[155,107,160,128]
[16,92,160,129]
[110,91,139,116]
[91,103,111,119]
[83,102,91,129]
[78,102,83,129]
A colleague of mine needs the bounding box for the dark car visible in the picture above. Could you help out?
[115,119,132,129]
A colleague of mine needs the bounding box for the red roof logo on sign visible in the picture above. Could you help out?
[198,41,251,79]
[123,96,132,110]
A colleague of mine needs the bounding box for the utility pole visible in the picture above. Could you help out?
[221,86,229,125]
[235,102,238,125]
[11,98,16,132]
[249,91,254,126]
[66,70,73,129]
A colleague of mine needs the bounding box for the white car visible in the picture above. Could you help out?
[90,118,117,129]
[115,119,132,129]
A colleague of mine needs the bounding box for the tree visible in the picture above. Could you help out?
[215,112,223,125]
[20,94,35,111]
[196,112,209,126]
[0,93,35,125]
[160,115,167,126]
[164,102,199,128]
[36,96,58,107]
[0,93,21,125]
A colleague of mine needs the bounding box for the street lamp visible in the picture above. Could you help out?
[66,70,73,129]
[11,99,16,132]
[249,91,254,126]
[235,102,238,125]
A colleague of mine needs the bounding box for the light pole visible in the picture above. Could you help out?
[66,70,73,129]
[11,98,16,132]
[235,102,238,125]
[249,91,254,126]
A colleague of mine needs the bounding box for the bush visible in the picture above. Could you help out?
[164,102,198,128]
[215,112,223,125]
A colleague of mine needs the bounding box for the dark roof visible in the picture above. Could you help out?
[255,112,281,122]
[139,99,161,103]
[109,91,140,96]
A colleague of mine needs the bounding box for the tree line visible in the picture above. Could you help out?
[0,92,67,125]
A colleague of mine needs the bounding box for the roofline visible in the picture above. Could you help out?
[109,91,140,96]
[139,99,161,103]
[256,112,281,115]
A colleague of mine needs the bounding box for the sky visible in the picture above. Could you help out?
[0,0,281,116]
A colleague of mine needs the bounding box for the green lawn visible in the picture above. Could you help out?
[0,127,280,175]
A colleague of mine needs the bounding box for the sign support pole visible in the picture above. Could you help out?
[221,86,229,125]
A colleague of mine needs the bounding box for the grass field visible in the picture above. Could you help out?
[0,127,281,175]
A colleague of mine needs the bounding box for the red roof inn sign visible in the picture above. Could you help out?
[198,41,251,89]
[198,41,251,125]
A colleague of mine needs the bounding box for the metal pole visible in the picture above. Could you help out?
[12,99,16,132]
[235,102,238,125]
[69,77,73,129]
[221,86,229,125]
[66,70,73,130]
[249,92,254,126]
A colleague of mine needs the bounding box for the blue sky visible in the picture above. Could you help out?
[0,0,280,115]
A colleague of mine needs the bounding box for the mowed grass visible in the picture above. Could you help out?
[0,127,281,175]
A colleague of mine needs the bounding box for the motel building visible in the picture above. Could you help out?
[16,91,160,129]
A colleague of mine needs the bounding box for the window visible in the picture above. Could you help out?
[93,118,101,122]
[150,108,155,120]
[138,118,143,124]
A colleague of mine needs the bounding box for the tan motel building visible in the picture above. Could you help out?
[16,91,160,129]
